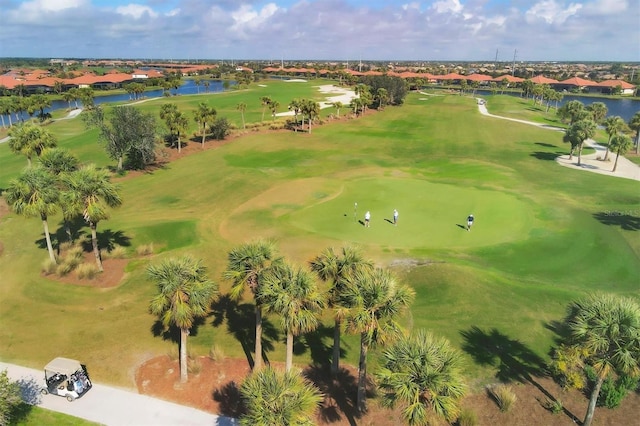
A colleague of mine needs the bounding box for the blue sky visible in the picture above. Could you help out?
[0,0,637,61]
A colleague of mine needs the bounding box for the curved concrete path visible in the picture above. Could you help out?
[0,361,236,426]
[0,108,84,144]
[477,100,640,181]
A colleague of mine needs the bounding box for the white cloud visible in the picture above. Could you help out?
[431,0,463,14]
[116,4,159,19]
[584,0,628,15]
[525,0,583,25]
[165,8,181,17]
[34,0,86,12]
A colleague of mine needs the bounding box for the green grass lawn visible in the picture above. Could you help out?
[1,81,638,394]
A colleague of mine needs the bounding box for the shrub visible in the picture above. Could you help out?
[105,245,128,259]
[542,397,563,414]
[490,384,516,412]
[136,243,154,256]
[65,244,85,260]
[209,345,226,361]
[457,408,478,426]
[584,367,638,408]
[187,358,202,375]
[42,258,57,275]
[75,263,100,279]
[56,256,81,276]
[209,117,231,140]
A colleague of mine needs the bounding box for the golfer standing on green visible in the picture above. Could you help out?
[393,209,398,226]
[365,211,371,227]
[467,214,474,231]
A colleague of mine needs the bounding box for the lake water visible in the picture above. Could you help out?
[0,79,229,124]
[2,81,639,124]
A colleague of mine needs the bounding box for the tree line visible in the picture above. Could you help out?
[148,242,640,426]
[558,100,640,170]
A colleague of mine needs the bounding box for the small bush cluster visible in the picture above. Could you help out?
[456,408,478,426]
[209,345,226,361]
[489,384,516,412]
[136,243,154,256]
[103,245,128,259]
[187,358,202,375]
[75,263,100,279]
[542,397,563,414]
[585,367,639,409]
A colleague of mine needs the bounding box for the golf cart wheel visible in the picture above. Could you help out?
[66,395,74,402]
[40,388,48,395]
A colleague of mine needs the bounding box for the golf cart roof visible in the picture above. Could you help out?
[44,357,82,375]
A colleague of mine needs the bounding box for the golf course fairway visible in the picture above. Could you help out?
[222,176,534,249]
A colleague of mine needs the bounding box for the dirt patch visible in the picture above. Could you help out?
[43,252,129,288]
[134,355,639,425]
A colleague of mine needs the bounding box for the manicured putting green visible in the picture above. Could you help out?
[225,177,534,249]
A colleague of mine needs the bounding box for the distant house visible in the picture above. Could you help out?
[554,76,596,92]
[589,79,636,95]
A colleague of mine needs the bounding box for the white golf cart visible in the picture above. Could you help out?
[40,357,92,401]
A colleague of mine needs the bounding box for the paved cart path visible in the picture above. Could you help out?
[0,361,236,426]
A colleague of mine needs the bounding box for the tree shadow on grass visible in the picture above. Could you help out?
[530,151,565,161]
[297,325,348,368]
[83,228,132,253]
[303,364,365,426]
[460,326,545,383]
[461,326,581,424]
[151,316,206,345]
[593,211,640,231]
[210,294,279,370]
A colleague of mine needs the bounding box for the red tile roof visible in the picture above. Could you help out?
[558,77,595,86]
[596,79,635,89]
[530,75,559,84]
[492,74,525,83]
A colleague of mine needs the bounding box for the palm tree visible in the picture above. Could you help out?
[5,167,59,263]
[301,99,320,133]
[563,119,596,165]
[259,262,324,372]
[223,240,283,370]
[586,102,608,124]
[609,134,633,172]
[310,246,373,376]
[39,147,80,242]
[148,256,218,383]
[376,87,389,110]
[332,101,343,118]
[68,88,80,109]
[61,165,122,271]
[558,100,588,125]
[603,116,627,161]
[340,267,415,413]
[376,330,466,425]
[8,122,57,167]
[193,102,217,148]
[558,294,640,426]
[269,100,280,121]
[0,97,11,128]
[628,111,640,155]
[239,367,322,426]
[260,96,272,122]
[236,102,247,129]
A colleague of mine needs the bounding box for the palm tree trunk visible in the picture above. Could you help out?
[180,328,188,383]
[612,151,620,172]
[357,333,369,413]
[254,305,263,370]
[241,113,245,129]
[604,136,612,161]
[285,332,293,372]
[42,216,56,263]
[201,125,206,147]
[90,221,103,271]
[577,143,583,166]
[331,318,341,376]
[583,376,604,426]
[177,135,181,154]
[117,156,123,172]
